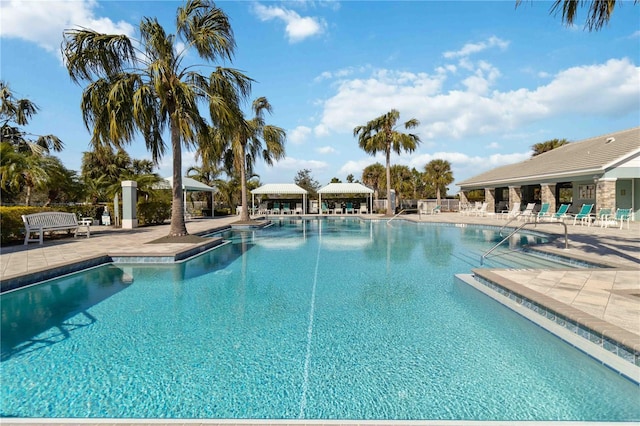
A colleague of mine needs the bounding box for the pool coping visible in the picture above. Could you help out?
[458,271,640,383]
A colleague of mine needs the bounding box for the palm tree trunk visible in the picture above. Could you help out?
[169,119,188,237]
[240,144,250,222]
[25,185,32,206]
[385,147,392,216]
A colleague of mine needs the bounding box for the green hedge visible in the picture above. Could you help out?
[137,200,171,226]
[0,206,46,245]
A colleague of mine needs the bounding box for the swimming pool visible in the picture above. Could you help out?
[2,218,638,420]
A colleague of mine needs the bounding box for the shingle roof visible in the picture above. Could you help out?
[458,127,640,188]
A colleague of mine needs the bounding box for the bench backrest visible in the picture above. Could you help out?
[22,212,78,227]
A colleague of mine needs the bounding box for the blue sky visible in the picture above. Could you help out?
[1,0,639,191]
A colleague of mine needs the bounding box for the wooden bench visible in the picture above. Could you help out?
[22,212,90,245]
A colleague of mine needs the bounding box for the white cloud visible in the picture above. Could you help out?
[0,0,134,53]
[313,56,639,143]
[252,3,326,43]
[443,36,509,59]
[316,146,336,154]
[289,126,312,144]
[485,142,500,149]
[271,156,329,171]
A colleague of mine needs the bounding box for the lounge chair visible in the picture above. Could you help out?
[359,203,369,214]
[535,203,551,221]
[295,203,303,214]
[518,203,537,221]
[592,208,612,227]
[345,202,354,214]
[258,202,269,215]
[571,204,594,226]
[548,203,571,221]
[282,202,291,214]
[271,202,281,215]
[333,203,343,214]
[501,202,521,220]
[321,202,330,215]
[431,205,442,215]
[471,202,488,217]
[462,202,482,216]
[601,208,631,229]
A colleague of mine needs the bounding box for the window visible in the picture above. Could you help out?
[578,184,595,199]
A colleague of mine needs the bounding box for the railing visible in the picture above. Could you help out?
[481,220,569,265]
[386,208,420,225]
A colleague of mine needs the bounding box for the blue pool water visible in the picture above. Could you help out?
[1,218,638,420]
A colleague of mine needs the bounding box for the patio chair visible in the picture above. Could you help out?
[501,202,521,220]
[282,203,291,214]
[333,203,343,214]
[359,203,369,214]
[549,204,571,221]
[471,202,488,217]
[518,203,537,221]
[321,202,330,215]
[431,205,442,215]
[592,208,612,227]
[345,202,354,214]
[601,208,631,229]
[571,204,594,226]
[295,203,303,214]
[271,202,281,215]
[535,203,551,221]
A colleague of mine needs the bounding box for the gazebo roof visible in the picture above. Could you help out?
[317,182,374,194]
[251,183,308,195]
[161,176,216,192]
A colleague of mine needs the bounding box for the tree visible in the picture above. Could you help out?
[294,169,321,195]
[389,164,413,210]
[516,0,637,31]
[1,81,63,155]
[361,162,385,200]
[354,110,420,215]
[219,96,286,222]
[424,159,454,206]
[531,138,569,157]
[330,177,342,183]
[346,174,355,183]
[62,0,251,237]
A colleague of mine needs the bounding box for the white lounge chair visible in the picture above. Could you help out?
[501,202,521,220]
[600,208,631,229]
[571,204,594,226]
[359,203,368,214]
[295,203,303,214]
[518,203,537,221]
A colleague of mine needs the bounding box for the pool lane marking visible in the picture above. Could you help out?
[298,240,321,419]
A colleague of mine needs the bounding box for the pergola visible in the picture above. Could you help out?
[317,182,374,214]
[251,183,309,214]
[161,177,216,217]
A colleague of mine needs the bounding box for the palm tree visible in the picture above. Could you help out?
[516,0,637,31]
[362,163,386,201]
[62,0,251,237]
[1,81,63,155]
[219,96,286,222]
[531,138,569,157]
[424,159,454,207]
[354,110,420,215]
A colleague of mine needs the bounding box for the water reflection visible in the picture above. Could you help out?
[1,265,131,361]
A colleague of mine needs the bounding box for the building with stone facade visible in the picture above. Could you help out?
[457,127,639,221]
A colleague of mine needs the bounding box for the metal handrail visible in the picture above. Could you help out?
[481,220,569,265]
[386,209,407,225]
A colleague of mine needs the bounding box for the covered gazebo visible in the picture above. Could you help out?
[251,183,309,214]
[317,182,374,214]
[161,176,217,217]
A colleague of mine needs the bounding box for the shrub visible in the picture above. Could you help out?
[137,200,171,226]
[0,206,46,245]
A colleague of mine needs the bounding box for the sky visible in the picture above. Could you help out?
[1,0,639,192]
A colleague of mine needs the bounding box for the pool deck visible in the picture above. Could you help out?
[1,213,639,425]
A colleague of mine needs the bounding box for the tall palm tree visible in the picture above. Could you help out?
[424,159,454,207]
[219,96,286,222]
[531,138,569,157]
[1,81,63,155]
[62,0,251,237]
[516,0,637,31]
[354,110,420,216]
